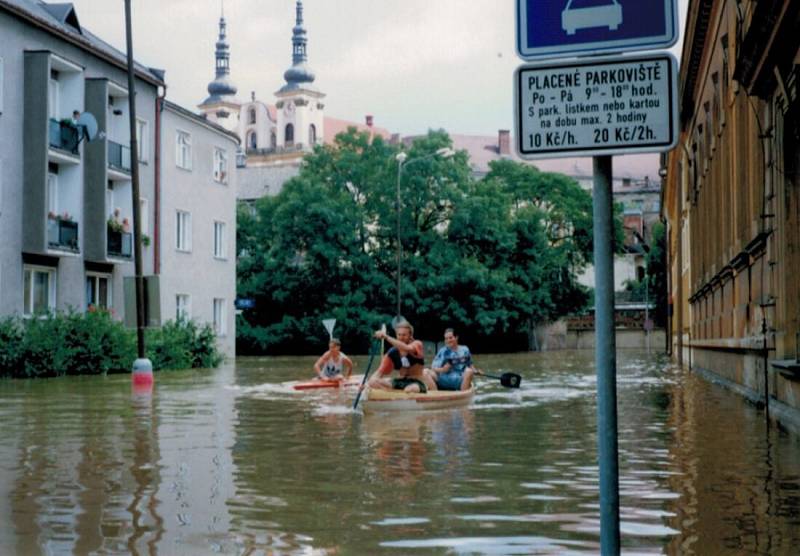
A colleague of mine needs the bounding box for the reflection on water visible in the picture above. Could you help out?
[0,352,800,554]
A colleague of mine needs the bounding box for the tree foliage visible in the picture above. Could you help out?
[237,129,620,354]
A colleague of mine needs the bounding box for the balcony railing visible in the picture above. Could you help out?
[107,229,132,258]
[47,219,79,251]
[108,141,132,173]
[48,119,80,155]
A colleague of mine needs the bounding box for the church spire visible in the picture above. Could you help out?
[205,2,238,102]
[281,0,316,93]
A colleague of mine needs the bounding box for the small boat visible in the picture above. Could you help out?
[362,386,476,412]
[292,375,363,391]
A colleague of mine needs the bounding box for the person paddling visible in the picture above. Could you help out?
[366,320,437,394]
[429,328,476,391]
[313,338,353,382]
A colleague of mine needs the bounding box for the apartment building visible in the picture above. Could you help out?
[156,101,238,356]
[0,0,238,357]
[0,0,161,319]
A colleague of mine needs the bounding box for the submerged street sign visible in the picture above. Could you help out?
[514,53,678,159]
[517,0,678,61]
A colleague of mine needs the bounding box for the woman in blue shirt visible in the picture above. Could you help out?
[429,328,476,391]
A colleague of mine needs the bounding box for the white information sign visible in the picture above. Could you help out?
[514,53,679,159]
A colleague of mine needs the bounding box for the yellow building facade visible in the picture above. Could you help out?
[664,0,800,425]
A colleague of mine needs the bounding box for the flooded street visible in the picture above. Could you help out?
[1,350,799,555]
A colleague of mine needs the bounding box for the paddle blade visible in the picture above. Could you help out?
[501,373,522,389]
[322,318,336,339]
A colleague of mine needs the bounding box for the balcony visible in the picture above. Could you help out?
[48,119,80,155]
[47,218,79,252]
[108,141,132,173]
[107,229,132,258]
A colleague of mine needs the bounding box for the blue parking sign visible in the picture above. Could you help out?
[517,0,678,60]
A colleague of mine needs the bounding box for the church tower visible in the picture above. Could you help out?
[198,3,241,132]
[275,0,325,151]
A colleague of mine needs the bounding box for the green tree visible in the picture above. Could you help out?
[237,129,603,354]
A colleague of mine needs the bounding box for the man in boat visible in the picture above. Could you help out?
[428,328,476,391]
[313,338,353,382]
[367,320,438,393]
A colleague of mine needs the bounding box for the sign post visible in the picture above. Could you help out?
[593,154,620,555]
[514,2,679,554]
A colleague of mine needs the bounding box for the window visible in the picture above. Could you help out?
[0,57,4,114]
[213,148,228,184]
[176,131,192,170]
[309,124,317,145]
[214,221,226,259]
[270,131,277,148]
[176,294,190,321]
[136,118,148,162]
[285,123,294,145]
[47,172,58,215]
[213,298,226,336]
[86,273,112,310]
[249,108,256,124]
[248,131,257,150]
[140,198,149,236]
[48,77,59,120]
[23,266,56,316]
[176,210,192,251]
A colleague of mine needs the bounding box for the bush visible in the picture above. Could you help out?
[0,317,24,376]
[0,312,223,379]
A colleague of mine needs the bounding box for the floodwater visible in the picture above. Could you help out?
[1,351,799,555]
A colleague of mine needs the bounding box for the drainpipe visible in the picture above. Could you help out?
[154,85,166,275]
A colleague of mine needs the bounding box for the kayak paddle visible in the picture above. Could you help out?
[476,369,522,389]
[352,329,384,410]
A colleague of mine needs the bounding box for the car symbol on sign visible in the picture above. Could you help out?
[562,0,623,36]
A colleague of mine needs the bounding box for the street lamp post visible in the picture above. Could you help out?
[394,147,455,317]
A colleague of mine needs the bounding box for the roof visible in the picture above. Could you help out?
[163,100,240,144]
[411,132,660,183]
[323,116,392,144]
[0,0,164,86]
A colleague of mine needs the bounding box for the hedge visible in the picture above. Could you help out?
[0,311,223,379]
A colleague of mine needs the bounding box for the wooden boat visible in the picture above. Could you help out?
[362,386,476,412]
[292,375,363,391]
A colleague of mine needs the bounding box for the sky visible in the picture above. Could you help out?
[66,0,689,137]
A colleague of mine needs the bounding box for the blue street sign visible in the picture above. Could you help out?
[235,298,256,310]
[517,0,678,61]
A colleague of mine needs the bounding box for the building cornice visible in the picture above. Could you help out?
[164,100,241,144]
[680,0,716,128]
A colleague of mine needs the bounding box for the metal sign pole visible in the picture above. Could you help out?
[593,155,621,555]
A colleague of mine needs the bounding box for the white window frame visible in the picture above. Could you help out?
[86,272,112,311]
[213,147,228,184]
[136,118,148,163]
[176,130,192,170]
[0,57,4,115]
[23,265,57,316]
[47,172,59,215]
[213,298,226,337]
[176,294,191,321]
[48,77,59,120]
[213,220,226,259]
[176,210,192,252]
[140,198,149,236]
